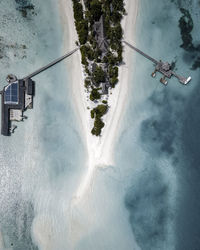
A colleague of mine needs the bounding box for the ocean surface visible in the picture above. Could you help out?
[0,0,199,250]
[0,0,85,249]
[119,0,200,250]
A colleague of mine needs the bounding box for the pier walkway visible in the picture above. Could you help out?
[0,46,80,136]
[123,40,191,85]
[23,47,79,80]
[123,41,159,65]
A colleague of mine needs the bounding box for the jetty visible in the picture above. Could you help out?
[23,47,79,80]
[123,40,191,85]
[0,41,192,136]
[0,47,79,136]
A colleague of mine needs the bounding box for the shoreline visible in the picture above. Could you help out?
[58,0,139,198]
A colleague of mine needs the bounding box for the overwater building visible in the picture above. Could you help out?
[1,76,34,136]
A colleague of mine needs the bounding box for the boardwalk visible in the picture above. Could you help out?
[23,47,79,80]
[123,40,158,65]
[123,40,191,85]
[0,46,80,136]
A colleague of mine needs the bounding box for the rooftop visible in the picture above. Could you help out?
[4,81,19,105]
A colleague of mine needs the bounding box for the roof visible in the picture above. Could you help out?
[26,78,35,95]
[93,15,108,54]
[1,79,25,136]
[4,81,19,105]
[102,82,108,94]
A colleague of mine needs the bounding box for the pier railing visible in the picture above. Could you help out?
[123,40,191,85]
[23,47,80,80]
[123,40,159,65]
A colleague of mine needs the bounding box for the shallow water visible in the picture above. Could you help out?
[0,0,200,249]
[0,0,85,249]
[118,0,200,249]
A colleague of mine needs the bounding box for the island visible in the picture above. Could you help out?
[72,0,125,136]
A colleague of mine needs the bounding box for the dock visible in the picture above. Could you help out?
[23,47,79,80]
[0,40,192,136]
[0,47,79,136]
[123,40,191,85]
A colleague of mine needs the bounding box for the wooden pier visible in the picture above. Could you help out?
[123,40,191,85]
[23,47,79,80]
[0,47,79,136]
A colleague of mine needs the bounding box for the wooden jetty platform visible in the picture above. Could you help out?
[0,47,79,136]
[123,40,191,85]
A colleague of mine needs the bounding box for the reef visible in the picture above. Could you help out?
[15,0,35,18]
[0,36,27,60]
[179,8,194,51]
[178,8,200,70]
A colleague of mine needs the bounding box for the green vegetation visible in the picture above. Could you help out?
[110,76,118,87]
[90,105,108,136]
[108,65,118,87]
[91,117,105,136]
[102,100,107,104]
[76,20,88,45]
[91,104,108,118]
[112,0,126,14]
[72,0,88,44]
[72,0,125,136]
[108,65,118,78]
[92,66,105,85]
[89,0,102,21]
[81,45,95,61]
[90,88,101,101]
[72,0,83,21]
[84,78,91,88]
[80,46,88,65]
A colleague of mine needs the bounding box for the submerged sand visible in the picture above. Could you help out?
[32,0,139,248]
[58,0,138,247]
[59,0,139,198]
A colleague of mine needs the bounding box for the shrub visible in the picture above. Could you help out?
[112,0,125,13]
[81,53,88,66]
[75,19,88,44]
[90,109,95,118]
[72,0,83,22]
[111,11,122,23]
[92,66,105,84]
[91,104,108,118]
[90,88,101,101]
[89,0,102,21]
[102,56,108,63]
[91,117,105,136]
[85,66,91,75]
[110,76,118,87]
[95,104,108,117]
[85,78,91,88]
[107,53,117,66]
[108,65,118,78]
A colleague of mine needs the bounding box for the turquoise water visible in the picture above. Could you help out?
[0,0,85,249]
[118,0,200,250]
[0,0,200,249]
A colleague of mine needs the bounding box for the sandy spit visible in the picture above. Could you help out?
[58,0,139,198]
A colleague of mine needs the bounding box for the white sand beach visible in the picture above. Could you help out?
[59,0,139,199]
[31,1,140,249]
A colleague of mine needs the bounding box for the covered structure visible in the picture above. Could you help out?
[93,15,109,56]
[1,78,35,136]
